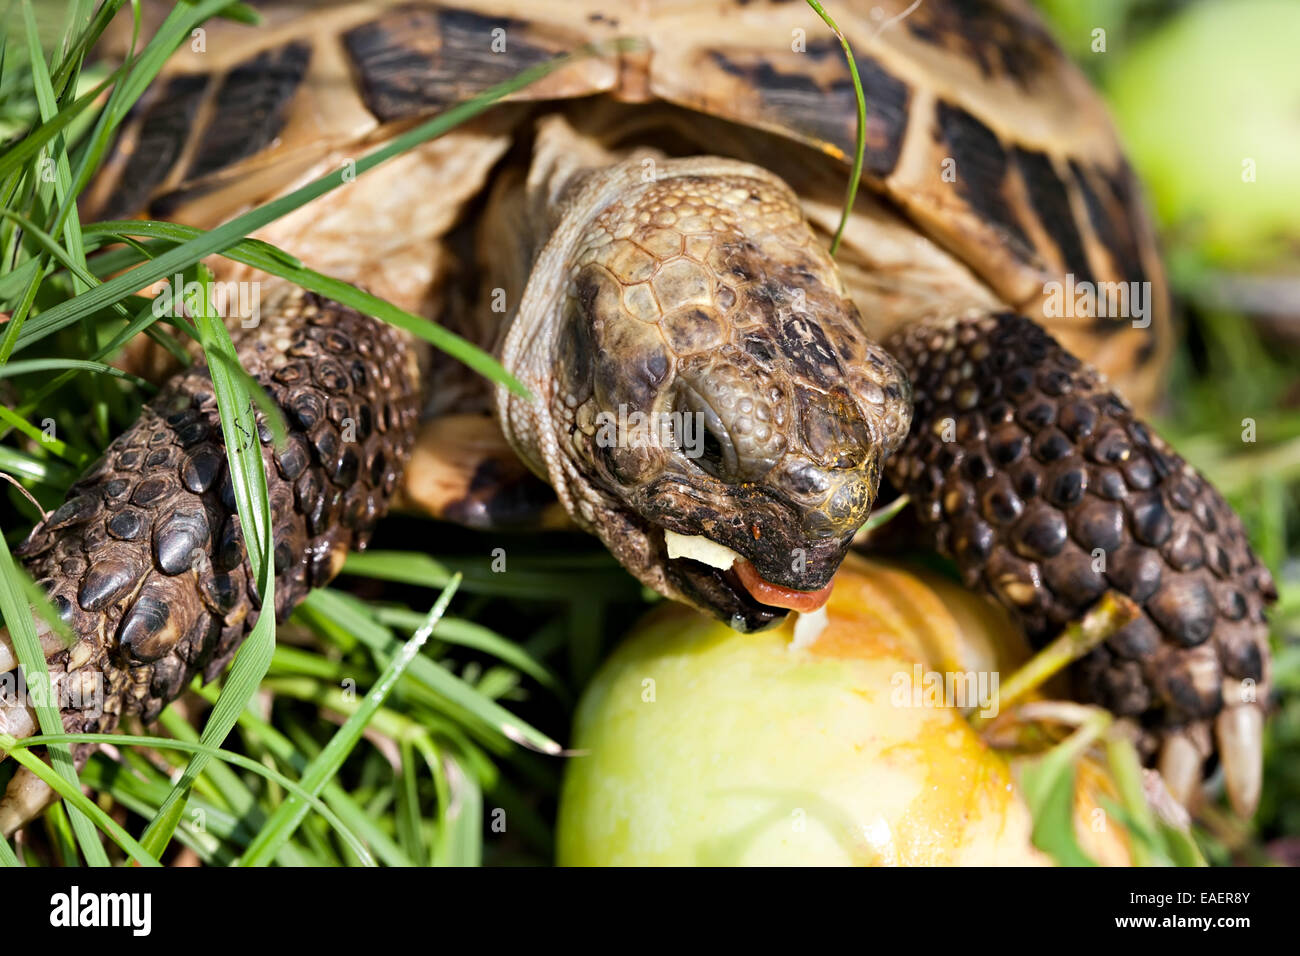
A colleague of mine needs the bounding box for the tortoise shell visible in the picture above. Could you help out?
[87,0,1169,409]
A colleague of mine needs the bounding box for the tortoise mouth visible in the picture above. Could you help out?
[592,466,857,631]
[664,555,787,633]
[654,528,837,633]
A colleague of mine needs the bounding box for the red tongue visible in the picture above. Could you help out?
[732,559,834,612]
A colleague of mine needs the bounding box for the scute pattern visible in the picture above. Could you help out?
[704,42,913,179]
[88,0,1171,409]
[900,0,1060,89]
[186,41,313,180]
[1069,158,1152,314]
[14,292,420,733]
[96,74,209,221]
[343,5,573,121]
[934,100,1035,265]
[886,312,1274,740]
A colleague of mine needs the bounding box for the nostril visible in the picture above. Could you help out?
[802,509,835,537]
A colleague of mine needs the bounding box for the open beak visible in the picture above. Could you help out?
[730,558,834,612]
[664,529,834,614]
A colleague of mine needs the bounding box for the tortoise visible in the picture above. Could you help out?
[0,0,1274,834]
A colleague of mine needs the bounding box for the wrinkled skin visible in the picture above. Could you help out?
[497,153,912,630]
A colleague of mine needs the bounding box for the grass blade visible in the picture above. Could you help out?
[14,39,636,399]
[239,576,462,865]
[189,681,417,866]
[0,520,108,864]
[0,733,157,865]
[436,752,482,866]
[302,589,564,755]
[10,731,373,864]
[805,0,867,256]
[138,264,278,857]
[82,219,520,394]
[0,355,151,386]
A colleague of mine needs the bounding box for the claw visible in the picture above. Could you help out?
[0,697,52,835]
[1216,704,1263,818]
[0,699,36,742]
[0,613,69,673]
[0,766,55,837]
[1158,731,1203,812]
[1141,768,1192,831]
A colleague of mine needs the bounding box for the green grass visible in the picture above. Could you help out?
[0,0,1295,867]
[0,0,639,867]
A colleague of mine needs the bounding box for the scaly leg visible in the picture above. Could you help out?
[0,287,420,834]
[884,311,1274,816]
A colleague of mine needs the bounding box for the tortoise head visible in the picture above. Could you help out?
[512,159,912,631]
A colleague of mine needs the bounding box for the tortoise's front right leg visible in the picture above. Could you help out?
[0,288,421,834]
[884,311,1274,817]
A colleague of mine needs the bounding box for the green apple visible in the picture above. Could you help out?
[1105,0,1300,271]
[558,555,1066,866]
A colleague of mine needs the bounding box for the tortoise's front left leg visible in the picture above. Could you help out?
[0,289,421,834]
[884,311,1275,817]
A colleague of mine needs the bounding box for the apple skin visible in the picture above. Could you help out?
[558,554,1062,866]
